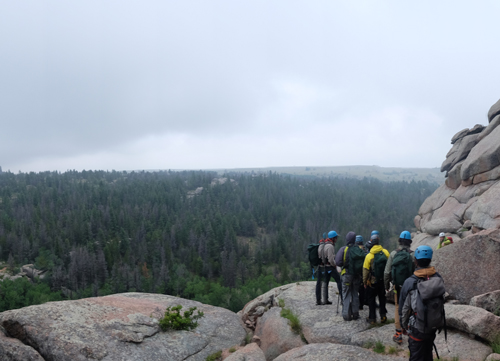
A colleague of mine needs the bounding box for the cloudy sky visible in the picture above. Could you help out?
[1,1,499,173]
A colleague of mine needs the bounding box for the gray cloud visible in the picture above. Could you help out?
[1,1,499,171]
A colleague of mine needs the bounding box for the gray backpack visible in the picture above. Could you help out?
[412,275,446,334]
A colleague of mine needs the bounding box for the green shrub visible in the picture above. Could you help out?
[280,307,302,334]
[205,350,222,361]
[278,298,285,308]
[229,347,236,353]
[373,341,385,354]
[158,305,204,331]
[387,346,397,354]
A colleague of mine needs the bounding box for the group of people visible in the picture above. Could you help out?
[315,230,446,361]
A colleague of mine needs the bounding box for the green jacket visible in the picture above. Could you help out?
[437,237,452,249]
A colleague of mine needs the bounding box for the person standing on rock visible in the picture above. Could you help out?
[336,232,364,321]
[384,230,415,345]
[437,232,453,249]
[355,235,367,310]
[320,230,342,305]
[399,245,446,361]
[315,233,327,305]
[363,233,389,324]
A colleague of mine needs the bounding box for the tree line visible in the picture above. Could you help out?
[0,169,437,312]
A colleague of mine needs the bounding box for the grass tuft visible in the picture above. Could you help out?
[373,340,385,354]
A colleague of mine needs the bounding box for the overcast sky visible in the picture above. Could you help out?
[1,1,499,173]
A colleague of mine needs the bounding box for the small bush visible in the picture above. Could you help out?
[278,298,285,308]
[245,333,252,345]
[494,306,500,317]
[373,340,385,354]
[229,347,236,353]
[280,307,302,334]
[205,350,222,361]
[158,305,204,331]
[387,346,397,354]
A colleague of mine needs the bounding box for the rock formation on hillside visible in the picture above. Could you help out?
[414,98,500,242]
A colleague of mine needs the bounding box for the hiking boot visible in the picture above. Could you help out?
[324,300,332,305]
[366,317,376,325]
[380,315,387,323]
[393,330,403,344]
[316,301,322,306]
[352,313,359,320]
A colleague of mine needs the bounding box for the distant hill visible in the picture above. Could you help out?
[212,165,444,184]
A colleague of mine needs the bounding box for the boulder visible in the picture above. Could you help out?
[451,128,470,144]
[445,304,500,343]
[451,181,496,204]
[445,161,463,189]
[0,293,246,361]
[413,215,421,230]
[351,323,492,361]
[486,354,500,361]
[273,343,405,361]
[471,182,500,229]
[433,229,500,304]
[473,165,500,184]
[470,290,500,314]
[224,343,266,361]
[0,331,44,361]
[241,282,397,346]
[479,114,500,141]
[421,217,462,236]
[431,197,467,223]
[253,307,305,360]
[418,184,455,216]
[488,98,500,122]
[441,133,480,173]
[411,233,439,250]
[463,197,479,221]
[461,124,500,180]
[468,123,485,135]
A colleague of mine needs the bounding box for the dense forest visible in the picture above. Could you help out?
[0,170,437,312]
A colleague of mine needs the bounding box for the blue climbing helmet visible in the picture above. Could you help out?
[371,230,379,236]
[328,230,338,239]
[355,235,364,245]
[322,232,327,240]
[415,245,433,260]
[399,230,412,242]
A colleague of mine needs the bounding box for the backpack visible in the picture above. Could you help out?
[307,244,321,268]
[391,249,413,287]
[373,251,387,282]
[411,275,446,334]
[346,246,365,276]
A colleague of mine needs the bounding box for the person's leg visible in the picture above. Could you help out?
[392,287,402,343]
[377,282,387,321]
[351,275,360,318]
[330,267,342,301]
[341,274,352,320]
[366,285,376,322]
[315,266,323,305]
[358,282,365,310]
[323,266,332,304]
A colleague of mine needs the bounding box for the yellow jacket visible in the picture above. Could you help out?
[363,245,390,286]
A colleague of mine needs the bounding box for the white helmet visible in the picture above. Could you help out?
[439,232,445,237]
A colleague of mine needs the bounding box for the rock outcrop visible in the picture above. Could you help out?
[415,98,500,240]
[0,293,246,361]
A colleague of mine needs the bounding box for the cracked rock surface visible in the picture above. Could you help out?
[0,293,246,361]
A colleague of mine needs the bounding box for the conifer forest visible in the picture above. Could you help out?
[0,170,437,312]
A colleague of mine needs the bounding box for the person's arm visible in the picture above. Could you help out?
[384,251,394,290]
[363,254,372,286]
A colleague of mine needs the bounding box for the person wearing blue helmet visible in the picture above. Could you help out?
[384,230,415,344]
[318,230,342,305]
[399,245,446,361]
